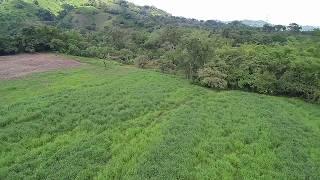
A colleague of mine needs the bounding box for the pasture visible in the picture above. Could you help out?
[0,54,319,179]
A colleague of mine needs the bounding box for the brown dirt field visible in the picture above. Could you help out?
[0,53,82,80]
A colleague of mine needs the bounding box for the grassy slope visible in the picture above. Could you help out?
[23,0,88,14]
[0,56,319,179]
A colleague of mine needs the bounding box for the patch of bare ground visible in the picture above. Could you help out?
[0,53,82,80]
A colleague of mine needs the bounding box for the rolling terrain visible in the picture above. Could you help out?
[0,55,319,179]
[1,0,320,179]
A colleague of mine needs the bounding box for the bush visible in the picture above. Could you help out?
[67,44,81,55]
[118,49,134,64]
[159,60,176,73]
[0,36,19,55]
[198,64,228,89]
[50,39,66,52]
[253,71,277,94]
[134,55,149,68]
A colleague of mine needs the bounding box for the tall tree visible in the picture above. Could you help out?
[288,23,302,32]
[262,24,275,32]
[181,35,212,79]
[274,25,287,32]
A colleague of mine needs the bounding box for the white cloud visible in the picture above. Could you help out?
[127,0,320,26]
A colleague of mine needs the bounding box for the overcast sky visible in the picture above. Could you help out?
[127,0,320,26]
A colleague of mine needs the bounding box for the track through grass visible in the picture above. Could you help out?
[0,55,319,179]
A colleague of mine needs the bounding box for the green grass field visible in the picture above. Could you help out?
[0,56,319,179]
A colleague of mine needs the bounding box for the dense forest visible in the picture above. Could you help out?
[0,0,319,103]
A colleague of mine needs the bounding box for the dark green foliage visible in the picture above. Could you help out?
[36,8,55,21]
[274,24,287,31]
[57,4,75,20]
[203,45,320,102]
[108,27,127,49]
[18,26,63,52]
[0,36,19,54]
[14,1,25,9]
[262,24,275,32]
[49,38,65,51]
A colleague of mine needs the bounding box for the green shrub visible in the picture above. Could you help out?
[0,36,19,55]
[67,44,81,55]
[159,60,177,73]
[198,64,228,89]
[253,71,277,94]
[50,39,66,52]
[135,55,149,69]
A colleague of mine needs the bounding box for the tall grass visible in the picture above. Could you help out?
[0,56,319,179]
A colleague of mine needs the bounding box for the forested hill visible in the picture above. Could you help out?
[0,0,320,103]
[0,0,226,34]
[0,0,164,34]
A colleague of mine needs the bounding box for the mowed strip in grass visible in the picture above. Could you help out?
[0,56,319,179]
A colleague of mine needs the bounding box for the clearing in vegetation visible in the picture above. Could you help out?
[0,53,81,80]
[0,54,319,179]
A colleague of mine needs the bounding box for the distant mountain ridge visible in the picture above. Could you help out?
[235,20,319,31]
[238,20,269,27]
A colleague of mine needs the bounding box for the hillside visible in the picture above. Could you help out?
[0,0,154,33]
[0,55,319,179]
[0,0,225,35]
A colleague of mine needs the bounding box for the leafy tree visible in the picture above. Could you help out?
[179,33,213,79]
[288,23,302,32]
[262,24,275,32]
[222,28,232,38]
[160,27,183,47]
[274,25,286,31]
[108,27,127,49]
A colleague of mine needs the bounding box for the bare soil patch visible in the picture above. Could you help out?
[0,53,82,80]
